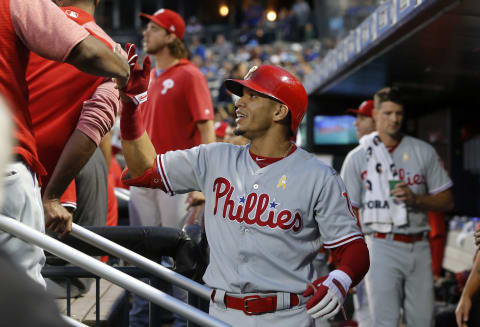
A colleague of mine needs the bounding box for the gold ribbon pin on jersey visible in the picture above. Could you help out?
[277,175,287,189]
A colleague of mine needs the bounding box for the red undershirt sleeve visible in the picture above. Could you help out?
[331,239,370,287]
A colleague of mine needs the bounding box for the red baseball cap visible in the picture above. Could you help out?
[215,121,229,139]
[347,100,374,117]
[140,9,185,40]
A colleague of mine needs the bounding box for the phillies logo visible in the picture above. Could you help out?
[398,168,425,186]
[213,177,302,232]
[161,79,174,94]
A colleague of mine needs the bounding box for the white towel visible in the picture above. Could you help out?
[359,132,407,232]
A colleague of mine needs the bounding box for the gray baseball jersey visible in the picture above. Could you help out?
[340,135,453,234]
[157,142,363,294]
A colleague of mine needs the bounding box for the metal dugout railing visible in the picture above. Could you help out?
[0,215,230,327]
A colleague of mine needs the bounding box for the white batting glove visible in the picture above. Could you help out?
[303,269,352,320]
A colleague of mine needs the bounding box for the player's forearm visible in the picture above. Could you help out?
[119,98,156,178]
[66,35,129,83]
[43,130,96,200]
[121,133,156,178]
[332,239,370,287]
[413,189,454,212]
[99,132,112,172]
[462,252,480,299]
[197,120,215,144]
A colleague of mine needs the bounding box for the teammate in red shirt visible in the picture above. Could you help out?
[27,0,121,234]
[0,0,130,287]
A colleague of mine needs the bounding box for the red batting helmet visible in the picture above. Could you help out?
[224,65,308,135]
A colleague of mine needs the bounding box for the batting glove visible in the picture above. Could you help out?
[303,269,351,320]
[121,43,151,105]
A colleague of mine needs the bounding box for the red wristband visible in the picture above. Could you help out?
[120,100,145,141]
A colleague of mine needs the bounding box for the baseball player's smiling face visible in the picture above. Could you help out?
[374,101,404,137]
[234,87,281,138]
[142,22,174,54]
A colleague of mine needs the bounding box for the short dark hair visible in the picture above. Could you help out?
[374,86,404,109]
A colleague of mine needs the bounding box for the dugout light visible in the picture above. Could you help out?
[219,5,229,16]
[266,10,277,22]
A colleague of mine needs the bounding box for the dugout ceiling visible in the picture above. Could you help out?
[308,0,480,113]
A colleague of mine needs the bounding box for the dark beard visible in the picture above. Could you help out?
[233,128,245,136]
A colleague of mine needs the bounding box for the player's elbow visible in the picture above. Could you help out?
[441,190,454,212]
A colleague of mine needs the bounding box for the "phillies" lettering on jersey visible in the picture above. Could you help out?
[213,177,302,232]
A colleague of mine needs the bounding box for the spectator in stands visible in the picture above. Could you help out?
[189,35,206,61]
[129,8,215,327]
[0,0,129,288]
[241,0,264,29]
[185,16,203,37]
[291,0,311,39]
[304,22,316,42]
[304,47,320,62]
[277,8,297,41]
[211,34,233,58]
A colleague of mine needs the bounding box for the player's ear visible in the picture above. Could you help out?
[272,104,289,122]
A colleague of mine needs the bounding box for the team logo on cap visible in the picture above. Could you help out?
[154,9,165,15]
[244,66,258,80]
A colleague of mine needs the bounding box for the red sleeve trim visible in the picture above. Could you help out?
[322,232,364,249]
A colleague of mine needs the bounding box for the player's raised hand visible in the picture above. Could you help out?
[43,198,73,238]
[303,269,351,320]
[117,43,151,105]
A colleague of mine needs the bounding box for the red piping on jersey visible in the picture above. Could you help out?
[158,155,174,196]
[323,233,364,248]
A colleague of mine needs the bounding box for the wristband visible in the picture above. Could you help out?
[120,100,145,140]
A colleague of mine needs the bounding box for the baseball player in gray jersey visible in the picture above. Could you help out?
[117,47,370,326]
[341,87,454,327]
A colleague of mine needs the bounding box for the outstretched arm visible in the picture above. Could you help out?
[456,251,480,326]
[66,35,130,86]
[116,44,155,178]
